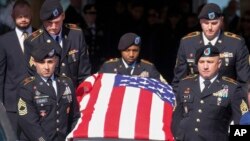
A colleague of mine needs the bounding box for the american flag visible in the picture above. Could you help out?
[67,73,175,141]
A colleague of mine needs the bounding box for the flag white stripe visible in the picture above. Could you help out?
[88,74,115,138]
[149,93,165,140]
[79,94,90,111]
[119,87,140,138]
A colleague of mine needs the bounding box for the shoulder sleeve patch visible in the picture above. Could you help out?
[65,24,81,30]
[182,31,200,40]
[224,32,241,40]
[105,58,119,63]
[240,100,248,115]
[31,29,43,41]
[22,77,35,85]
[222,76,237,85]
[141,59,153,65]
[182,74,197,80]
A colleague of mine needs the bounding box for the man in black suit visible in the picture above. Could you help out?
[172,3,250,93]
[24,0,91,87]
[171,45,247,141]
[0,0,33,136]
[99,32,162,80]
[18,42,80,141]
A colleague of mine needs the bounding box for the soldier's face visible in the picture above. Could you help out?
[43,13,65,35]
[198,56,221,79]
[200,17,223,40]
[34,57,58,78]
[12,4,32,30]
[121,45,140,64]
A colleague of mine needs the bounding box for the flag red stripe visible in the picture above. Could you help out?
[73,74,103,138]
[163,103,174,141]
[104,86,126,138]
[134,89,152,139]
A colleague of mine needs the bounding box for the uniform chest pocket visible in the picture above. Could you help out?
[34,95,52,117]
[68,51,79,63]
[180,94,194,103]
[206,97,229,119]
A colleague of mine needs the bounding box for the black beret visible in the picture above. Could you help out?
[195,45,220,64]
[31,42,57,61]
[40,0,63,21]
[198,3,222,20]
[118,33,141,51]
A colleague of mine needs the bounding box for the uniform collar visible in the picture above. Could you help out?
[121,58,136,68]
[40,74,55,82]
[202,30,220,46]
[50,30,62,40]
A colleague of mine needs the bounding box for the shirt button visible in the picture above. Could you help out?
[198,109,202,113]
[57,119,60,123]
[196,118,200,122]
[62,63,65,67]
[200,100,204,104]
[56,128,59,131]
[57,111,59,114]
[62,73,66,76]
[195,128,199,132]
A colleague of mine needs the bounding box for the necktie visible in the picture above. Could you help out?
[47,78,53,87]
[127,66,133,75]
[208,42,212,46]
[55,36,60,44]
[47,78,56,94]
[22,31,28,39]
[203,79,211,92]
[21,31,28,52]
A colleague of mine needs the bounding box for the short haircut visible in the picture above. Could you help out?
[13,0,31,10]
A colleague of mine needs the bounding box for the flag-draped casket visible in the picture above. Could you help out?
[67,73,175,141]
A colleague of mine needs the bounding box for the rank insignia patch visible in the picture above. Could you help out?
[18,98,27,116]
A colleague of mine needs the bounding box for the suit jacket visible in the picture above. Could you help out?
[0,102,17,141]
[18,74,80,141]
[172,31,250,93]
[99,58,160,80]
[24,24,91,87]
[171,75,246,141]
[0,30,29,112]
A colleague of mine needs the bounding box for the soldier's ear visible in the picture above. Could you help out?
[218,59,222,68]
[61,12,65,20]
[33,61,37,67]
